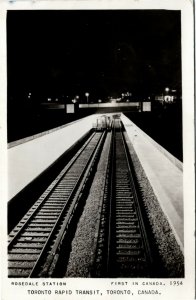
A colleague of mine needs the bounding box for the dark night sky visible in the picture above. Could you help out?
[7,10,181,100]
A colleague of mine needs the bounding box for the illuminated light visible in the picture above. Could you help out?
[164,95,174,103]
[85,92,90,104]
[48,98,51,102]
[165,87,170,92]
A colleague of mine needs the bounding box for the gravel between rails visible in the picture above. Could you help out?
[123,132,184,277]
[65,133,112,277]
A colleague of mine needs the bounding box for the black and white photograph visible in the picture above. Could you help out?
[0,0,195,299]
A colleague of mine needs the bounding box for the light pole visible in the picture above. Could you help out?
[164,87,170,103]
[85,92,89,105]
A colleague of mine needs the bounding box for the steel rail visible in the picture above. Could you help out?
[93,118,153,277]
[106,120,116,275]
[8,131,105,277]
[90,121,114,277]
[8,132,97,249]
[30,131,106,277]
[120,128,153,267]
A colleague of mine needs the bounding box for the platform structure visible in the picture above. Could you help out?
[121,113,183,252]
[8,115,98,200]
[7,113,183,252]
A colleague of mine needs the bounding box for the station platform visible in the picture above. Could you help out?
[8,113,183,252]
[121,113,183,252]
[8,115,98,200]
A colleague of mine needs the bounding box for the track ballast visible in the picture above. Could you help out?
[8,131,106,277]
[92,118,153,277]
[8,117,161,278]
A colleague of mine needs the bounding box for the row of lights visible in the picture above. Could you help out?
[46,91,134,104]
[165,87,177,93]
[121,92,132,98]
[46,92,90,104]
[72,93,90,104]
[28,88,177,104]
[73,94,102,104]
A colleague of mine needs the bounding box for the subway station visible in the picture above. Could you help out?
[7,9,185,278]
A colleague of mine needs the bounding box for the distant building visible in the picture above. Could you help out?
[155,91,177,104]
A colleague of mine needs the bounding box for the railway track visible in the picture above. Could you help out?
[8,131,106,278]
[92,119,153,277]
